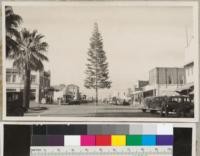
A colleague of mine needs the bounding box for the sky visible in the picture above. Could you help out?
[10,3,193,98]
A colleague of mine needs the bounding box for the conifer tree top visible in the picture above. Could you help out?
[84,22,111,90]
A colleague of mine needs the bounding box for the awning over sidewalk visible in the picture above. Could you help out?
[189,91,194,95]
[47,87,56,91]
[176,82,194,95]
[159,91,179,96]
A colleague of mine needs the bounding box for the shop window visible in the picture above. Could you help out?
[31,75,36,83]
[187,68,190,76]
[168,76,172,84]
[191,67,193,75]
[21,75,25,82]
[6,74,11,83]
[180,79,184,84]
[12,75,16,83]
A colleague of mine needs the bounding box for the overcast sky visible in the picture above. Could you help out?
[11,4,193,98]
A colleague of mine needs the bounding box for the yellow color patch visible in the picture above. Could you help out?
[111,135,126,146]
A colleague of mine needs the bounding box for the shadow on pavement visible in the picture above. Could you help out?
[27,107,48,113]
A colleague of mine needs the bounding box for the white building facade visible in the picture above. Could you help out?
[132,67,185,106]
[184,37,194,84]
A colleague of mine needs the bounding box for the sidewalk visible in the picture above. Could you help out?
[25,101,59,115]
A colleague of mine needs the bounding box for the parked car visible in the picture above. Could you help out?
[80,99,89,104]
[7,91,25,116]
[141,95,193,117]
[162,96,194,117]
[122,100,130,106]
[68,100,80,105]
[109,97,130,106]
[141,96,166,113]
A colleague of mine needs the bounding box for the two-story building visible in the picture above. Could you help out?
[176,37,194,96]
[132,67,185,106]
[53,84,80,103]
[63,84,80,102]
[39,70,51,102]
[6,61,51,103]
[143,67,185,97]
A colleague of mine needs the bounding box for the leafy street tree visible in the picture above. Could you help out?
[84,23,111,105]
[8,28,48,110]
[5,6,22,57]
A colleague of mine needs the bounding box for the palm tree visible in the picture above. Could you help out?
[8,28,48,110]
[5,6,22,57]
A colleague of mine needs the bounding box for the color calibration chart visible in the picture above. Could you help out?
[30,124,173,156]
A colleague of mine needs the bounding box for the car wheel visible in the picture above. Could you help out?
[165,108,168,117]
[160,107,165,117]
[176,109,182,117]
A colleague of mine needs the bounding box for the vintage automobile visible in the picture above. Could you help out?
[109,97,131,106]
[141,95,194,117]
[68,100,81,105]
[162,96,194,117]
[7,91,25,116]
[141,96,166,113]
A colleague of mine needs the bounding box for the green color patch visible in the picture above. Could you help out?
[126,135,142,146]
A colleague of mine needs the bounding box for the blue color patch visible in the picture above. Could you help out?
[142,135,156,145]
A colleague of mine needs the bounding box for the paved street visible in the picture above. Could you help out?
[24,101,162,117]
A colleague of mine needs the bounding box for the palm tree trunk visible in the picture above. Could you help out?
[23,66,31,110]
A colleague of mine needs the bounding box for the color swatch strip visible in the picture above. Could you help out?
[31,135,173,146]
[32,124,173,135]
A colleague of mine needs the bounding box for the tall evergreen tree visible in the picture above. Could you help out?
[84,23,111,104]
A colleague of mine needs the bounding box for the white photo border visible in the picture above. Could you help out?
[1,1,199,122]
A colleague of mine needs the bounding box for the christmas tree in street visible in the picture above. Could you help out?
[84,23,111,105]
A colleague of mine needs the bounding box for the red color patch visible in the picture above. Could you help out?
[95,135,111,146]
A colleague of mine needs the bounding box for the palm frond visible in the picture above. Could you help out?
[5,6,22,57]
[35,34,45,42]
[5,6,22,30]
[6,27,20,38]
[5,6,14,16]
[31,51,48,62]
[6,14,22,29]
[6,36,20,57]
[13,56,25,72]
[29,56,44,71]
[9,28,49,72]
